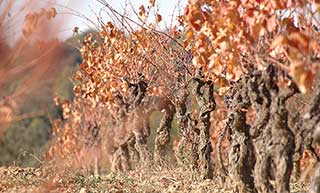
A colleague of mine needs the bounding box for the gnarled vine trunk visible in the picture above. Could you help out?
[248,71,273,193]
[250,66,297,193]
[192,69,216,180]
[111,141,131,172]
[224,75,256,193]
[305,82,320,192]
[266,90,295,193]
[174,83,191,165]
[154,98,175,164]
[111,76,151,171]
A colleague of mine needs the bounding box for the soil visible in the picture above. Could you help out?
[0,166,308,193]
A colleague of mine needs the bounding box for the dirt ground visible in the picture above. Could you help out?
[0,165,308,193]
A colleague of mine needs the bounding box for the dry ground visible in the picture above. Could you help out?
[0,165,308,193]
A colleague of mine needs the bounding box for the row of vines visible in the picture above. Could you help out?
[48,0,320,192]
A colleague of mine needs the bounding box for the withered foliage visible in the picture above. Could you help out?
[48,1,320,193]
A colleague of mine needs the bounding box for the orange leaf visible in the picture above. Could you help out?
[107,21,114,29]
[149,0,156,7]
[139,5,146,18]
[156,14,162,23]
[290,61,313,94]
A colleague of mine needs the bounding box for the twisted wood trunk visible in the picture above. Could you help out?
[111,75,150,171]
[192,69,216,180]
[174,85,190,165]
[305,82,320,192]
[224,75,256,193]
[249,66,297,193]
[154,101,175,164]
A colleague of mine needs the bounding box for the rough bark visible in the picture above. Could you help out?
[174,84,190,165]
[250,66,297,193]
[217,121,228,181]
[111,75,150,171]
[111,142,131,172]
[311,123,320,193]
[306,82,320,191]
[127,136,140,164]
[154,102,175,164]
[81,122,102,175]
[192,69,216,180]
[131,106,153,165]
[290,112,304,181]
[268,90,295,193]
[190,125,200,172]
[110,117,133,172]
[225,75,256,193]
[248,71,273,193]
[310,163,320,193]
[129,76,152,165]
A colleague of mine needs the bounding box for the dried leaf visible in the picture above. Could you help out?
[139,5,146,18]
[149,0,156,7]
[156,14,162,23]
[107,21,114,29]
[290,61,313,94]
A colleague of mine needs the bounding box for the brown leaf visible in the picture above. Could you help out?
[290,61,313,94]
[49,7,57,18]
[149,0,156,7]
[107,21,114,29]
[139,5,146,18]
[156,14,162,23]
